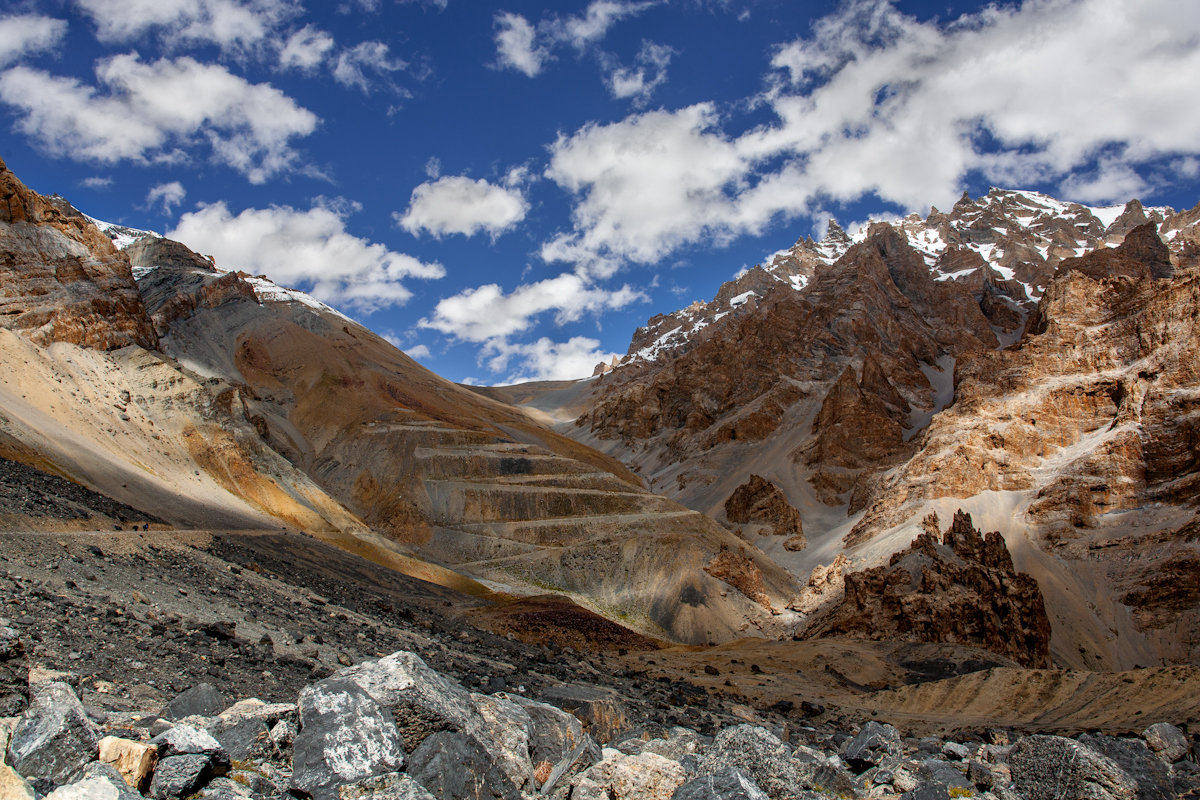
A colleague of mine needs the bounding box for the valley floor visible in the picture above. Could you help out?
[2,525,1196,739]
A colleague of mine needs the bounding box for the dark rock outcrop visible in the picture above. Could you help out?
[805,511,1052,668]
[723,475,804,550]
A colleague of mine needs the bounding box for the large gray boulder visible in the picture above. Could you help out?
[6,681,99,787]
[151,724,229,764]
[693,725,806,800]
[290,677,406,800]
[539,684,628,745]
[1078,734,1174,800]
[843,721,902,773]
[507,695,586,767]
[150,754,217,799]
[539,734,602,799]
[333,651,480,752]
[672,767,771,800]
[469,693,534,791]
[149,722,232,798]
[162,684,228,721]
[1141,723,1188,764]
[1008,735,1136,800]
[407,730,517,800]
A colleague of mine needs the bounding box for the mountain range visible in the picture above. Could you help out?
[2,155,1198,676]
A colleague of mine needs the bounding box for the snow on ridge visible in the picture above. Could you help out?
[1087,204,1126,229]
[620,186,1191,372]
[241,274,356,324]
[85,215,160,250]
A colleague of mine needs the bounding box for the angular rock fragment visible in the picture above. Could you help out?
[1078,734,1174,800]
[672,767,770,800]
[335,651,480,752]
[290,677,406,800]
[6,681,99,787]
[693,725,805,800]
[540,684,629,744]
[98,735,158,792]
[843,721,902,773]
[163,683,228,721]
[1142,723,1188,763]
[407,730,517,800]
[1008,734,1136,800]
[150,753,217,799]
[570,751,686,800]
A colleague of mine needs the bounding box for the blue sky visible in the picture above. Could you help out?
[2,0,1199,384]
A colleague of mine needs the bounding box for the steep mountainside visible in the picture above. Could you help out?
[0,161,157,351]
[0,159,797,646]
[524,189,1200,670]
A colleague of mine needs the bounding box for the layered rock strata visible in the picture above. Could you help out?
[0,158,157,351]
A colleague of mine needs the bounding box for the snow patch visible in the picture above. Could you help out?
[1087,204,1126,229]
[85,215,159,249]
[242,275,356,324]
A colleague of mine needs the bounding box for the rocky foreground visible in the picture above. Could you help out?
[1,641,1197,800]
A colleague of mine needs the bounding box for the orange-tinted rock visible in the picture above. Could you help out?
[0,157,157,351]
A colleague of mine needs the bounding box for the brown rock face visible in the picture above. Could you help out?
[805,510,1052,668]
[578,224,996,516]
[724,474,805,550]
[1052,221,1172,282]
[0,158,157,351]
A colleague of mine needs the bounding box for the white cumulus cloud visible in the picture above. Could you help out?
[0,54,318,183]
[555,1,658,50]
[493,12,547,77]
[486,336,622,383]
[397,176,529,239]
[74,0,298,55]
[419,272,642,343]
[606,40,673,105]
[278,24,334,71]
[333,40,406,92]
[544,0,1200,272]
[0,14,67,67]
[494,1,659,77]
[170,200,444,313]
[544,103,748,269]
[146,181,186,213]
